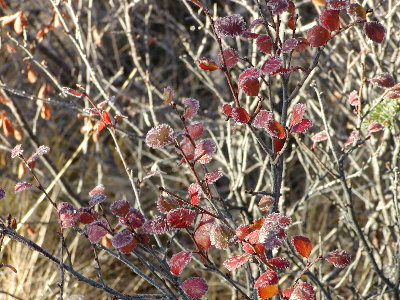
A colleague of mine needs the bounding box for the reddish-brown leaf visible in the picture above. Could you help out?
[169,251,193,276]
[364,22,386,43]
[292,235,313,258]
[223,253,251,271]
[254,270,279,288]
[307,25,331,47]
[325,249,351,268]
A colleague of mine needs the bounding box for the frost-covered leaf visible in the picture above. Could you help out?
[348,90,359,106]
[119,208,145,229]
[89,193,106,207]
[258,285,279,299]
[256,34,273,54]
[291,119,313,133]
[364,21,386,43]
[194,224,212,249]
[368,122,384,133]
[194,139,216,164]
[261,56,282,74]
[295,37,309,52]
[112,229,133,249]
[292,235,312,258]
[110,200,130,217]
[167,208,197,228]
[258,196,274,212]
[145,124,174,149]
[254,270,279,288]
[14,182,35,193]
[347,3,366,19]
[290,103,306,128]
[311,131,328,143]
[232,107,251,123]
[326,0,349,10]
[291,282,316,300]
[210,223,235,249]
[89,184,105,197]
[370,72,395,88]
[183,98,200,120]
[268,257,290,269]
[204,169,223,184]
[188,183,201,205]
[218,48,239,68]
[267,0,289,15]
[142,216,170,234]
[87,220,110,244]
[169,251,193,276]
[185,122,203,140]
[253,110,272,128]
[282,38,298,53]
[238,76,260,96]
[181,277,208,298]
[58,202,79,228]
[222,104,232,116]
[307,25,331,47]
[197,58,219,71]
[223,253,251,271]
[265,120,286,139]
[62,87,85,98]
[320,9,340,31]
[214,14,246,37]
[325,249,351,268]
[344,130,359,147]
[11,144,23,158]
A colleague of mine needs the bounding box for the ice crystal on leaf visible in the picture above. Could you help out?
[145,124,174,149]
[181,277,208,298]
[325,249,351,268]
[169,251,193,276]
[214,14,246,37]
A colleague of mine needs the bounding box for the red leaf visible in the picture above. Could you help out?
[89,184,105,197]
[181,277,208,298]
[254,270,279,288]
[258,196,275,212]
[370,72,395,88]
[253,110,272,129]
[232,107,251,123]
[307,25,331,47]
[295,37,310,52]
[364,22,386,43]
[238,76,260,96]
[96,121,106,134]
[268,257,290,269]
[112,229,133,249]
[214,14,246,37]
[325,249,351,268]
[319,10,340,31]
[58,202,79,228]
[239,67,261,80]
[188,183,201,205]
[87,220,110,244]
[267,0,289,15]
[188,0,203,8]
[14,182,35,193]
[194,224,212,249]
[197,57,219,71]
[145,124,174,149]
[157,195,180,213]
[291,119,313,133]
[326,0,349,10]
[368,122,384,133]
[274,137,286,155]
[344,130,359,147]
[256,34,273,54]
[218,48,239,68]
[101,111,113,126]
[78,209,96,224]
[89,193,106,207]
[290,103,306,128]
[291,282,316,300]
[167,208,196,228]
[235,224,253,239]
[142,216,170,234]
[11,144,23,158]
[281,38,298,53]
[183,98,200,119]
[348,90,359,106]
[311,130,328,142]
[204,169,223,184]
[261,56,282,74]
[194,139,216,164]
[292,235,313,258]
[222,104,232,116]
[266,120,286,139]
[119,208,145,229]
[169,251,193,276]
[223,253,251,271]
[110,200,131,217]
[347,3,366,19]
[62,87,86,98]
